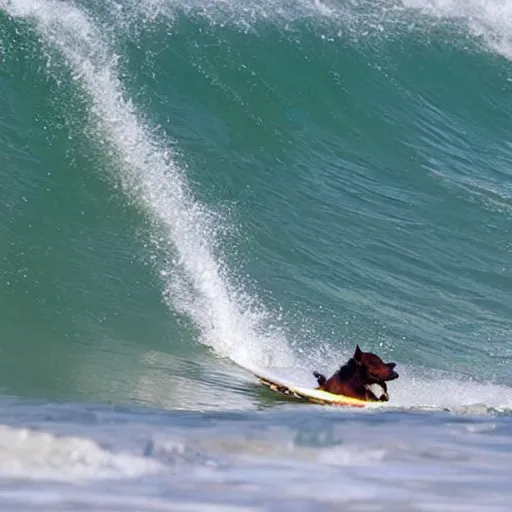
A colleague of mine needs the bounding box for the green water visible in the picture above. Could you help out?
[0,0,511,408]
[1,1,512,510]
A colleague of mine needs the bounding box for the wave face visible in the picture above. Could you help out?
[2,1,512,510]
[0,0,512,414]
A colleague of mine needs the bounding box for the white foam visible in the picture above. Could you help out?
[401,0,512,60]
[386,366,512,413]
[0,425,162,481]
[107,0,342,28]
[97,0,512,61]
[1,0,295,369]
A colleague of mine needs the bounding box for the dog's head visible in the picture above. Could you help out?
[352,344,399,383]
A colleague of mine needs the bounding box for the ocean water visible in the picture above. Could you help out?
[1,0,512,509]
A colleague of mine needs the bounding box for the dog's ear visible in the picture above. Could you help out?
[353,344,362,362]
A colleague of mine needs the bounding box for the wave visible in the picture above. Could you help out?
[1,0,511,413]
[0,424,162,480]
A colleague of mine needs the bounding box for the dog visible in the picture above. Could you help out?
[313,345,398,402]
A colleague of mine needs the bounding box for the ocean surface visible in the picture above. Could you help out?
[1,0,512,509]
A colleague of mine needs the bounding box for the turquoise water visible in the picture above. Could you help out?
[1,0,512,509]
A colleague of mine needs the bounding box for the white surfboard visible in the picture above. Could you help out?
[239,362,384,408]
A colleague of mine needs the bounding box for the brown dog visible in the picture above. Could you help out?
[313,345,398,402]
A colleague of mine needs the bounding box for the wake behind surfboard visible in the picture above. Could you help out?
[238,362,383,408]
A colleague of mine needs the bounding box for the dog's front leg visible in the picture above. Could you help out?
[377,381,389,401]
[364,388,382,401]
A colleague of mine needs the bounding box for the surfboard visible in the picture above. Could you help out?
[239,362,383,408]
